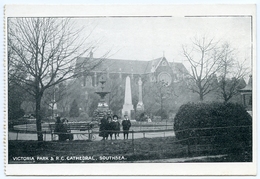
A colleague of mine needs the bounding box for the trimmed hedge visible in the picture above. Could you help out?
[174,102,252,150]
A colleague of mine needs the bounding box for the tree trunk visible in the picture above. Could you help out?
[199,88,204,101]
[35,92,43,141]
[199,93,204,101]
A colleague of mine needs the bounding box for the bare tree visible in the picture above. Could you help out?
[142,79,174,119]
[8,18,106,141]
[41,81,69,118]
[182,36,223,101]
[218,43,249,103]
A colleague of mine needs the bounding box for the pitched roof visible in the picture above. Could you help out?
[239,75,252,92]
[143,57,163,73]
[170,62,189,75]
[75,57,188,75]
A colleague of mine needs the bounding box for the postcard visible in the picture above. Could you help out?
[4,4,256,176]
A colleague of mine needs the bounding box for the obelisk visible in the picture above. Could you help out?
[122,76,134,119]
[136,77,144,110]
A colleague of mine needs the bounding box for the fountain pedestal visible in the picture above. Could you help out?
[92,75,112,122]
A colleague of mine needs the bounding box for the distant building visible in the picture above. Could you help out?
[75,54,188,87]
[74,53,189,117]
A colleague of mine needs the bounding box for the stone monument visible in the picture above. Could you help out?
[122,76,134,119]
[136,77,144,111]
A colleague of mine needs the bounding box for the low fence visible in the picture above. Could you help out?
[11,121,173,132]
[9,121,174,140]
[8,125,252,162]
[9,127,174,141]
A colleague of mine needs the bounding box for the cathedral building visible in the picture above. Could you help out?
[75,53,188,88]
[74,52,189,119]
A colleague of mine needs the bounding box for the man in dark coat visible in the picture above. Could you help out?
[62,118,73,141]
[54,116,66,141]
[99,116,109,140]
[122,114,131,139]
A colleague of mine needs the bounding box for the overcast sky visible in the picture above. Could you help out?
[75,16,252,70]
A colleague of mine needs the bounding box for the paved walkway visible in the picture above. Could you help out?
[8,130,175,141]
[134,155,227,163]
[9,123,175,141]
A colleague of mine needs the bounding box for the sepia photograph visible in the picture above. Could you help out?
[4,4,256,176]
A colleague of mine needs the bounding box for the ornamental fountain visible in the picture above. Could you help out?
[92,74,112,122]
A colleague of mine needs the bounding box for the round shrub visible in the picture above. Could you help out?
[174,102,252,150]
[78,112,89,121]
[135,111,148,122]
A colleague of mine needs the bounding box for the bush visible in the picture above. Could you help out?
[174,102,252,150]
[70,99,79,117]
[8,108,25,121]
[78,112,89,121]
[155,109,168,120]
[135,111,148,121]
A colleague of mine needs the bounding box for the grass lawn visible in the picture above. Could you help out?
[8,136,251,163]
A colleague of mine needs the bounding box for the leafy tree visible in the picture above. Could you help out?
[8,83,26,120]
[108,76,124,116]
[69,99,80,117]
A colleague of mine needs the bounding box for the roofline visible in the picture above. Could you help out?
[81,71,163,75]
[77,56,178,63]
[77,57,151,63]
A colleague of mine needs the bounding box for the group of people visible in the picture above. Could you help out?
[54,114,132,141]
[54,116,73,141]
[99,114,131,140]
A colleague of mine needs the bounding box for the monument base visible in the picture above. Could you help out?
[122,104,134,120]
[93,105,112,123]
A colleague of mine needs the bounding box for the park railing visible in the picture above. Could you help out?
[8,125,252,162]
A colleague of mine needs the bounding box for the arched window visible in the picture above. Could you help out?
[158,72,172,85]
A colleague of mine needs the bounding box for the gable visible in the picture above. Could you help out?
[75,56,188,76]
[154,57,171,70]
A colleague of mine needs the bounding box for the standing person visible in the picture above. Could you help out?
[54,116,66,141]
[62,118,73,141]
[107,116,113,140]
[99,116,109,140]
[62,118,69,131]
[122,114,131,140]
[113,115,121,137]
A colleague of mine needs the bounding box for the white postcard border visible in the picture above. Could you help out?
[4,4,257,176]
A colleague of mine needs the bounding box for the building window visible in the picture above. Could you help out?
[161,61,167,66]
[158,72,172,85]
